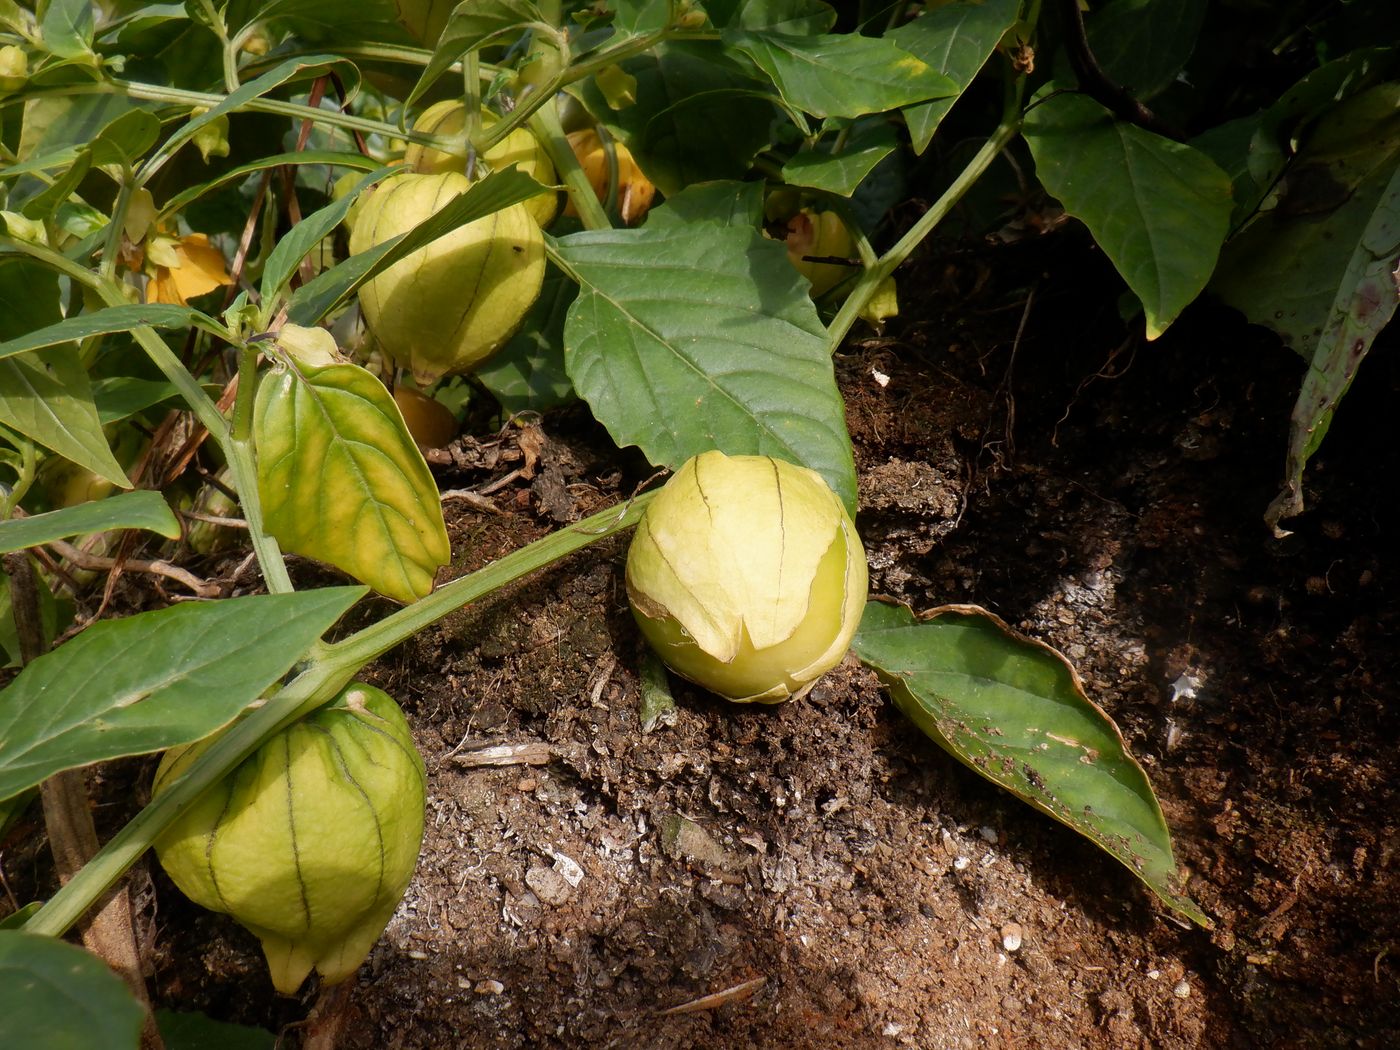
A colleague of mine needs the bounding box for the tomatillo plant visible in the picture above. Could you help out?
[626,451,868,703]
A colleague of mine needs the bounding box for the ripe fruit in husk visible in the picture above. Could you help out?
[626,451,868,703]
[403,102,558,227]
[152,684,427,995]
[393,386,458,448]
[349,172,545,385]
[564,129,656,225]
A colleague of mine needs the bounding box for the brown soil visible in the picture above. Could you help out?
[8,240,1399,1049]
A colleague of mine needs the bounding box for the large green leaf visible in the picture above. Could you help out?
[93,377,180,425]
[0,260,128,487]
[852,602,1208,926]
[725,30,956,119]
[0,491,179,554]
[554,222,857,515]
[1085,0,1207,102]
[571,41,777,196]
[644,179,765,229]
[16,95,145,167]
[285,167,543,325]
[255,361,450,603]
[0,587,364,801]
[0,932,143,1050]
[0,304,209,362]
[889,0,1020,154]
[1212,83,1400,529]
[1023,89,1233,339]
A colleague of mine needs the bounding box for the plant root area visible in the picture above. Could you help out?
[9,243,1400,1049]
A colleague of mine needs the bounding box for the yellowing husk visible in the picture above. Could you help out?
[403,101,558,228]
[626,451,868,703]
[349,171,545,385]
[564,129,655,225]
[785,208,855,298]
[153,684,426,995]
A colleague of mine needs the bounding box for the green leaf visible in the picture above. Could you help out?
[474,265,577,415]
[0,491,180,554]
[781,121,898,196]
[851,602,1208,926]
[16,152,92,222]
[38,0,94,59]
[156,1010,275,1050]
[0,902,40,930]
[725,30,956,119]
[554,222,857,515]
[285,167,543,325]
[0,932,143,1049]
[889,0,1020,154]
[706,0,836,34]
[1085,0,1207,102]
[255,361,450,603]
[0,260,128,487]
[258,166,397,307]
[570,42,776,196]
[1211,83,1400,529]
[89,109,161,168]
[16,95,147,167]
[1023,88,1233,339]
[405,0,542,110]
[0,304,208,363]
[0,587,364,801]
[158,149,378,217]
[92,377,181,425]
[644,179,765,229]
[143,55,357,178]
[612,0,670,33]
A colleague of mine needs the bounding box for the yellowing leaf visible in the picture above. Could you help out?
[254,360,450,603]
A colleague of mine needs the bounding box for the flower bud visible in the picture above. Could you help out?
[153,684,427,995]
[626,451,867,703]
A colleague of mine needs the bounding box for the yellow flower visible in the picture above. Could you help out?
[144,233,233,305]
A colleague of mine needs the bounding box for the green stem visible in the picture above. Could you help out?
[98,174,135,283]
[325,490,655,668]
[463,52,482,178]
[193,0,239,93]
[825,117,1023,349]
[99,81,465,156]
[22,491,654,937]
[529,102,610,231]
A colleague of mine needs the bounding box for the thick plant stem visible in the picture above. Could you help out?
[23,492,655,938]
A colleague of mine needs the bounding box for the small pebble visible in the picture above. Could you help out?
[1000,922,1023,952]
[953,856,971,871]
[980,826,999,844]
[1173,979,1191,999]
[475,979,504,995]
[517,777,538,792]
